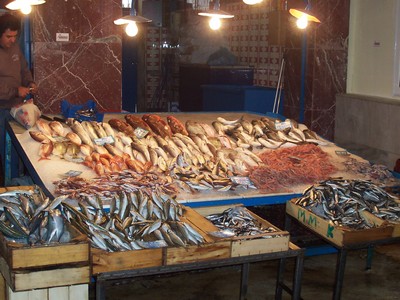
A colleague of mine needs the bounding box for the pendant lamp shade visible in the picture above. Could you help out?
[114,0,151,37]
[6,0,45,14]
[289,8,321,24]
[198,0,234,19]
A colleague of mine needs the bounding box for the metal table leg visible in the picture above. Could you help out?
[240,263,250,300]
[275,257,286,300]
[366,245,374,271]
[333,248,348,300]
[96,278,106,300]
[292,251,304,300]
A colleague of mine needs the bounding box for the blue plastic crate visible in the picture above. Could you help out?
[61,99,103,122]
[202,85,283,114]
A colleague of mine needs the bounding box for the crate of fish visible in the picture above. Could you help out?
[194,205,290,257]
[164,206,231,265]
[63,189,222,274]
[0,186,90,292]
[286,179,397,247]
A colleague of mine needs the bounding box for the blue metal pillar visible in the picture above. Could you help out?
[299,32,307,124]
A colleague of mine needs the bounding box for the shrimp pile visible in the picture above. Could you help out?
[250,144,337,192]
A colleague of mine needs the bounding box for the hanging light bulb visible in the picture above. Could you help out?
[20,3,32,15]
[198,0,234,30]
[289,2,321,30]
[243,0,263,5]
[209,17,221,30]
[114,0,151,38]
[125,22,138,37]
[6,0,45,14]
[296,15,308,29]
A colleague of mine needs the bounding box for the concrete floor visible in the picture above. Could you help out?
[93,244,400,300]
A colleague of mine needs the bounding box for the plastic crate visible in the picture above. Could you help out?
[61,99,104,122]
[202,85,282,114]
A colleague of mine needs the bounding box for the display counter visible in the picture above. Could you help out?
[5,111,387,207]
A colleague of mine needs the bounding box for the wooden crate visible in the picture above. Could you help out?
[91,207,222,273]
[0,274,88,300]
[194,205,290,257]
[390,199,400,237]
[286,199,394,247]
[165,207,231,265]
[0,186,90,292]
[91,247,163,275]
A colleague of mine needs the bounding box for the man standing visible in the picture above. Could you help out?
[0,13,37,185]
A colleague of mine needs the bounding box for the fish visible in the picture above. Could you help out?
[185,121,206,135]
[296,179,400,228]
[46,209,65,243]
[66,132,82,146]
[101,122,115,138]
[49,121,65,137]
[125,114,152,132]
[52,141,68,157]
[81,121,99,140]
[131,142,151,161]
[38,141,53,161]
[166,116,188,135]
[70,120,94,147]
[36,119,54,137]
[108,119,135,136]
[142,114,172,138]
[80,144,93,156]
[217,116,243,126]
[29,130,51,143]
[91,122,109,138]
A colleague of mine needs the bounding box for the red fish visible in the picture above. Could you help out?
[142,114,172,138]
[167,116,188,135]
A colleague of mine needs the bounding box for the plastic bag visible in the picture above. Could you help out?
[10,99,41,129]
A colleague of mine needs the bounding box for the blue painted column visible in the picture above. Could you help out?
[299,31,307,124]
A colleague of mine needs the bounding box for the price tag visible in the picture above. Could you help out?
[94,136,114,146]
[275,120,292,131]
[335,150,350,156]
[134,127,149,139]
[230,176,253,186]
[61,170,82,178]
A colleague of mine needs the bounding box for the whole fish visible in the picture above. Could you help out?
[38,141,53,161]
[49,121,65,137]
[46,209,65,243]
[29,130,51,143]
[66,132,82,146]
[166,116,188,135]
[125,114,152,132]
[36,119,54,137]
[70,120,94,147]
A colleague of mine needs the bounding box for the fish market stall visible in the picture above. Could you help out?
[3,111,399,299]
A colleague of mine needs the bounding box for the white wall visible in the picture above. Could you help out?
[347,0,400,100]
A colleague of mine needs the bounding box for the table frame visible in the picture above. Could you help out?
[285,214,400,300]
[95,243,305,300]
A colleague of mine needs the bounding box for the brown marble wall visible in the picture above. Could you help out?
[283,0,349,140]
[31,1,122,114]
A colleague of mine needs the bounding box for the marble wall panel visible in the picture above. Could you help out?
[283,0,350,140]
[31,0,122,114]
